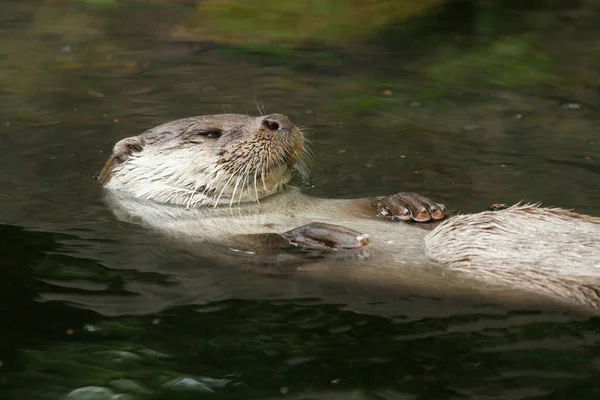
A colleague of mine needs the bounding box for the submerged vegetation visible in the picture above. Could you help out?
[172,0,445,45]
[9,0,594,109]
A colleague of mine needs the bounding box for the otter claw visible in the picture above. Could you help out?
[376,192,447,223]
[281,222,370,252]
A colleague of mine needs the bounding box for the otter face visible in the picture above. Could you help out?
[99,113,306,207]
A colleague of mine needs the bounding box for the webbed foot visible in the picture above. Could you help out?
[282,222,370,252]
[375,192,447,222]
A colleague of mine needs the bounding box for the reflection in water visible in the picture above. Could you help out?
[1,0,600,398]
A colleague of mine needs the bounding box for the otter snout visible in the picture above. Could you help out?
[262,114,294,134]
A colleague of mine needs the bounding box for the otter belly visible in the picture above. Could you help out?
[97,112,600,313]
[103,188,600,312]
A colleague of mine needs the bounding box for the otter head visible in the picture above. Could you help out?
[98,113,307,207]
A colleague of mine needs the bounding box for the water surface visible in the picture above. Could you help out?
[1,1,599,399]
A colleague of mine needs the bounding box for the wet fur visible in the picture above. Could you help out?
[100,113,600,312]
[426,204,600,308]
[101,114,308,208]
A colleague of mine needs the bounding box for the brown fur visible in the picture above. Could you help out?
[426,204,600,308]
[100,113,600,312]
[99,114,306,208]
[99,136,146,185]
[98,153,119,185]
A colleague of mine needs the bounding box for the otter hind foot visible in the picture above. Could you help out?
[282,222,370,252]
[375,192,447,222]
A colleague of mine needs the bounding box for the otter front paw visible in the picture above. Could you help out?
[282,222,370,252]
[375,192,447,222]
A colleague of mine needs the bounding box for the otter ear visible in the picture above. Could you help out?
[113,136,145,161]
[98,136,145,185]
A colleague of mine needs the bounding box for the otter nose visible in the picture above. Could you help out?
[262,114,294,133]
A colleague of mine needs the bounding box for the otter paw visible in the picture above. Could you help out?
[375,192,447,222]
[281,222,370,252]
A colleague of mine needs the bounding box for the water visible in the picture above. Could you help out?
[1,1,599,399]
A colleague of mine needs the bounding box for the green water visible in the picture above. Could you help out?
[1,1,599,399]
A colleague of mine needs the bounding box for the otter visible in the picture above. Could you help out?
[99,113,600,312]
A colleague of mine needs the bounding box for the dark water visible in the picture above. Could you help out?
[1,1,600,399]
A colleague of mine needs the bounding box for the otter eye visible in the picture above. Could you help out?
[262,119,280,131]
[200,129,222,139]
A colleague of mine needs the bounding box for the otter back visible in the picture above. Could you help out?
[426,204,600,308]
